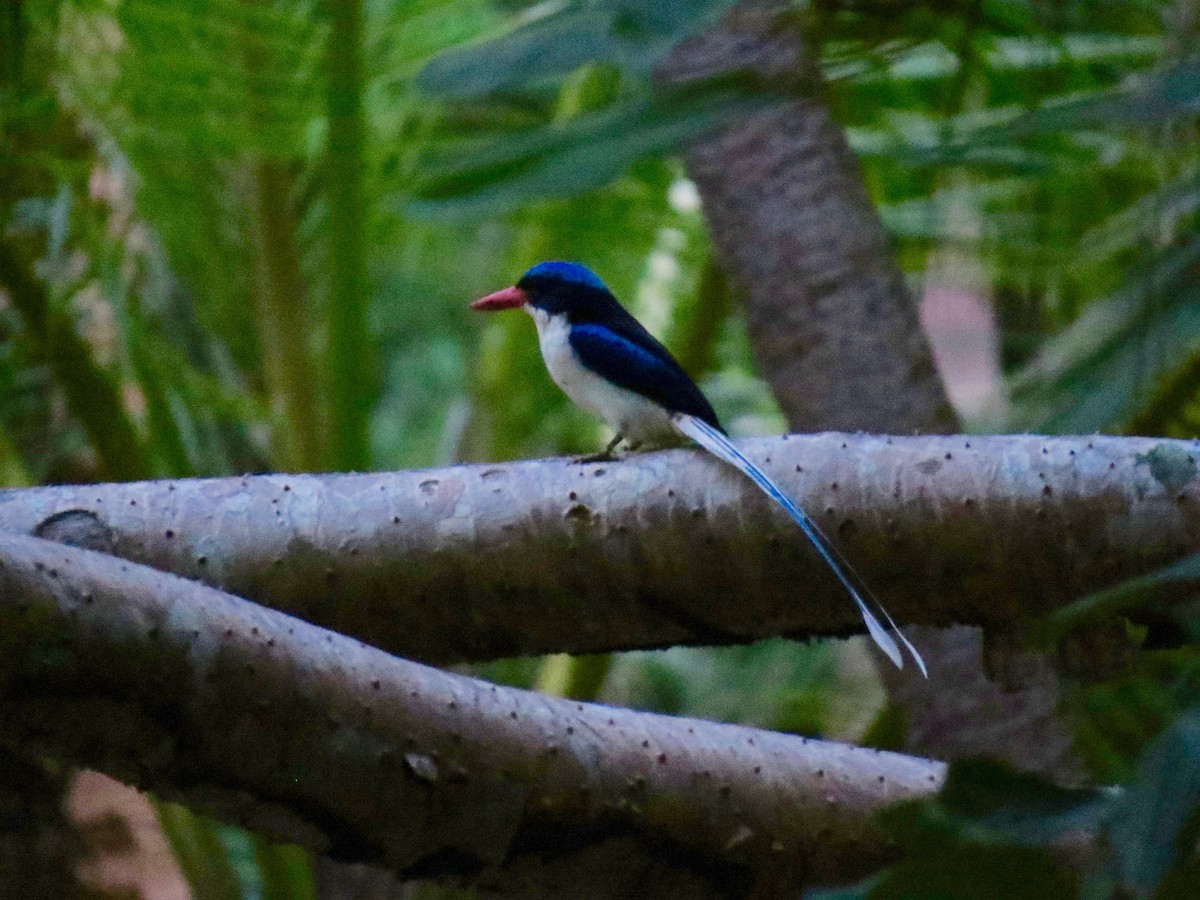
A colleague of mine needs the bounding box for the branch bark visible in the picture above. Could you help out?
[1,434,1196,665]
[0,532,944,892]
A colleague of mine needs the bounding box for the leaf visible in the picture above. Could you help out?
[1107,708,1200,893]
[1066,651,1200,784]
[1032,552,1200,646]
[154,801,243,900]
[418,0,739,98]
[409,81,776,215]
[1009,238,1200,434]
[937,759,1110,845]
[1006,54,1200,133]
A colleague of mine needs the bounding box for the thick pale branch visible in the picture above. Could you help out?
[0,434,1196,663]
[0,532,943,889]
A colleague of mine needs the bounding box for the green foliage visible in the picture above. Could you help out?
[155,802,244,900]
[1106,708,1200,894]
[609,639,844,737]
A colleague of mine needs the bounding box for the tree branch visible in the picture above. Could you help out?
[0,434,1196,665]
[0,532,944,891]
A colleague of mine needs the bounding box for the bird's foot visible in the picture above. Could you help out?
[573,433,625,464]
[574,449,617,464]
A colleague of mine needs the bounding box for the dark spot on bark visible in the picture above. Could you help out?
[658,753,667,764]
[564,503,591,521]
[830,482,838,491]
[404,752,439,783]
[419,479,439,495]
[34,509,114,554]
[641,740,650,748]
[566,726,575,735]
[568,491,577,501]
[944,452,952,460]
[593,468,606,477]
[1043,485,1053,496]
[197,555,207,566]
[915,459,941,475]
[283,484,291,491]
[393,516,400,524]
[754,766,761,774]
[371,679,381,690]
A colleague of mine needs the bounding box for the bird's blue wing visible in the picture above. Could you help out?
[568,323,721,429]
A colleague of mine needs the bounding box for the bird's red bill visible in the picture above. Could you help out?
[471,286,528,311]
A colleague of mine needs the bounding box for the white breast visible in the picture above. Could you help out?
[529,307,677,448]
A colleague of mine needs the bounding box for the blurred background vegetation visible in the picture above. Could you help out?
[2,0,1199,896]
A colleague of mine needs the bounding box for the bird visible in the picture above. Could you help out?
[472,260,926,675]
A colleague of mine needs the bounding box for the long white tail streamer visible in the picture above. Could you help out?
[672,414,927,676]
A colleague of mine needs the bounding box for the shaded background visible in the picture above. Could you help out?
[1,0,1198,896]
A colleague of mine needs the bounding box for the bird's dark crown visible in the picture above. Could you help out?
[517,261,619,321]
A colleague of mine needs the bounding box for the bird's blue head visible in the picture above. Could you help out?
[471,261,616,319]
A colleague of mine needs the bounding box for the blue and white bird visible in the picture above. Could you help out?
[472,260,925,675]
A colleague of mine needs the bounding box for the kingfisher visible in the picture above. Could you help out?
[472,260,925,675]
